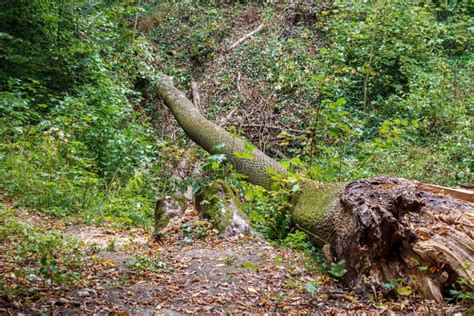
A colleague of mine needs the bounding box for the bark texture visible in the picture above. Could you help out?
[155,74,286,189]
[155,74,473,301]
[293,177,473,301]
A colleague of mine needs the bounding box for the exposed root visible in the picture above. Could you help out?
[332,177,473,302]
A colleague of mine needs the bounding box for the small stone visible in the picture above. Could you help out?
[77,290,90,297]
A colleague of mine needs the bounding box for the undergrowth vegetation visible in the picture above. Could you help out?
[148,0,471,186]
[137,0,472,238]
[0,0,171,226]
[0,0,473,308]
[0,204,86,300]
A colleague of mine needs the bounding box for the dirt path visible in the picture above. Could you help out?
[52,208,370,314]
[2,204,467,315]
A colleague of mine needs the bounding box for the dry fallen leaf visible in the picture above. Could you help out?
[247,287,258,294]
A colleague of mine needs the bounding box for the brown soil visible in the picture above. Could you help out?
[1,205,467,314]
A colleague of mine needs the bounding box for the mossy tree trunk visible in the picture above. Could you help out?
[155,74,473,302]
[155,74,286,189]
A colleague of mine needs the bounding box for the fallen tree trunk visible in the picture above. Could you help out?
[292,177,473,302]
[155,74,286,188]
[155,74,473,302]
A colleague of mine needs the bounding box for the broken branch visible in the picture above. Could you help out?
[227,23,264,52]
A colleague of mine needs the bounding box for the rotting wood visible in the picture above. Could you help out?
[416,182,474,203]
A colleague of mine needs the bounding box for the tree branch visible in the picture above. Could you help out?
[226,23,264,52]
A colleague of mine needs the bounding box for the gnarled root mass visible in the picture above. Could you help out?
[298,177,473,302]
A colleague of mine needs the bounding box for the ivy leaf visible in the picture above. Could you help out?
[208,154,226,163]
[212,143,225,151]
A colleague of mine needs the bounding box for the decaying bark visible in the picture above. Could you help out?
[155,74,473,301]
[292,177,473,302]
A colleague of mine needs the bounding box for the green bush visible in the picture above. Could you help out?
[0,0,162,225]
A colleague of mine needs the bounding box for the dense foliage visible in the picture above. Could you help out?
[0,0,472,306]
[0,0,163,226]
[196,0,472,185]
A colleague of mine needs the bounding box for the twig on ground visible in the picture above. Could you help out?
[227,23,264,52]
[218,107,239,126]
[191,81,202,112]
[226,123,310,135]
[235,71,241,91]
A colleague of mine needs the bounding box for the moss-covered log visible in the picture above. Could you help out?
[195,180,252,237]
[156,74,286,189]
[155,74,473,302]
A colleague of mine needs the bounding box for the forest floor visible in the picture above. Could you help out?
[0,198,467,315]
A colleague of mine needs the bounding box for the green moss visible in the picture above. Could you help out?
[154,197,186,233]
[156,74,286,189]
[291,179,344,228]
[154,213,170,232]
[197,180,242,233]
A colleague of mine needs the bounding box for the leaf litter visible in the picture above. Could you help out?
[0,205,467,314]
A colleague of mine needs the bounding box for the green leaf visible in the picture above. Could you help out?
[212,143,225,151]
[335,97,347,106]
[242,261,258,271]
[396,286,412,296]
[234,150,254,160]
[329,260,347,278]
[303,282,318,294]
[383,282,396,290]
[208,154,226,162]
[243,141,255,153]
[273,256,283,265]
[289,157,305,167]
[244,190,254,201]
[274,291,286,301]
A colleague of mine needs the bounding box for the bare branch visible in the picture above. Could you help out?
[226,123,310,135]
[227,23,264,52]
